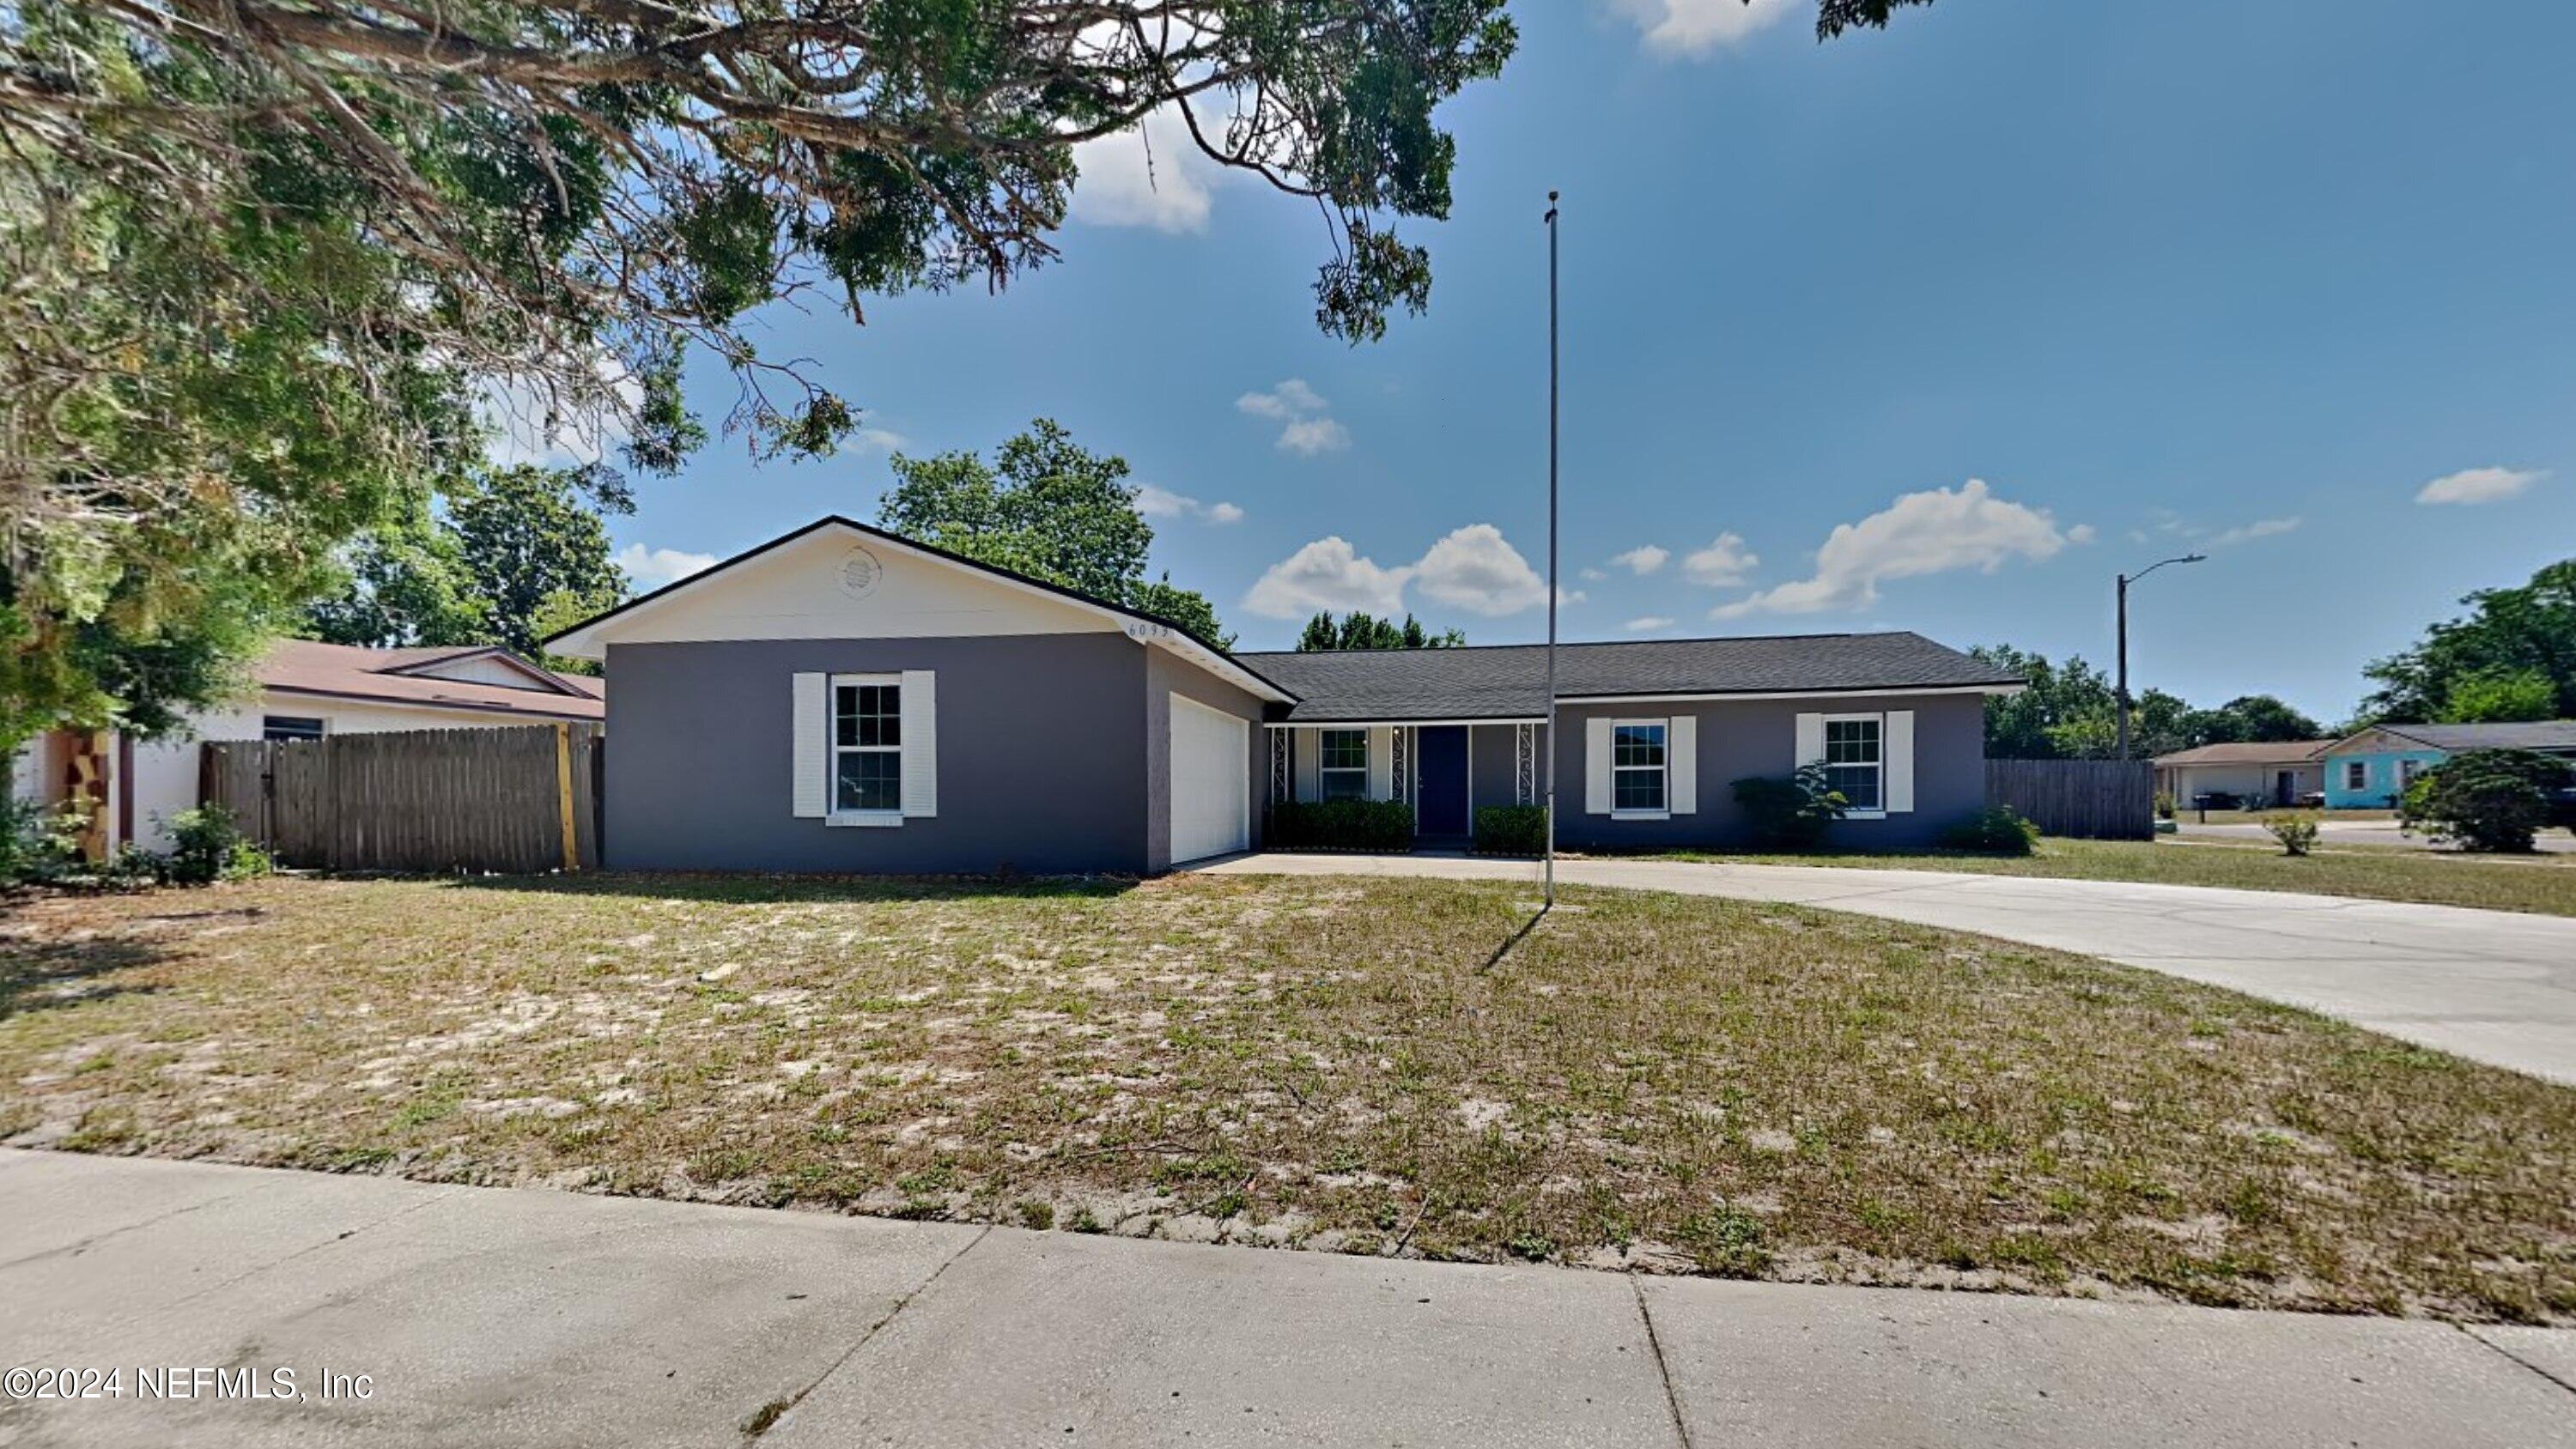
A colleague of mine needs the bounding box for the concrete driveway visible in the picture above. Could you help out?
[1194,853,2576,1084]
[4,1150,2571,1448]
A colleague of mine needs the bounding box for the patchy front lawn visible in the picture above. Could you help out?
[3,873,2571,1322]
[1638,836,2576,918]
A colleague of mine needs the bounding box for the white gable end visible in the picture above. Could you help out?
[566,525,1118,653]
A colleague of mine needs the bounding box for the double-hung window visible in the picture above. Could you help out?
[2396,758,2424,790]
[1318,729,1369,801]
[1612,721,1668,814]
[833,677,902,815]
[262,715,325,743]
[1823,715,1883,813]
[2343,759,2368,792]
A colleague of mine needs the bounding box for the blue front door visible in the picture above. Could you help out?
[1416,726,1469,835]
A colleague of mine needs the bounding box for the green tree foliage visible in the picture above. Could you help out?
[1970,645,2322,758]
[2438,668,2560,724]
[2400,749,2573,853]
[307,467,631,667]
[1295,611,1466,651]
[3,0,1525,747]
[2366,561,2576,724]
[877,421,1230,648]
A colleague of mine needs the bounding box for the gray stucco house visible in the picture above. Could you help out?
[545,518,2024,875]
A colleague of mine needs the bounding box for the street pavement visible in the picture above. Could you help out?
[3,1150,2570,1448]
[1197,852,2576,1083]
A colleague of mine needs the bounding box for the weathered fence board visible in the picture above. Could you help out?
[1984,758,2154,841]
[201,724,602,873]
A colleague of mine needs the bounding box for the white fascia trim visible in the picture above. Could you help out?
[1264,718,1547,729]
[1120,622,1293,704]
[1558,684,2019,705]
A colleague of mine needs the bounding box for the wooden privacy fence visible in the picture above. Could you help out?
[201,724,602,873]
[1984,758,2154,841]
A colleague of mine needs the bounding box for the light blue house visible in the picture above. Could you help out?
[2321,720,2576,809]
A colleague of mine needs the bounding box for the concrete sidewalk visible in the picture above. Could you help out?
[1195,852,2576,1083]
[3,1150,2570,1448]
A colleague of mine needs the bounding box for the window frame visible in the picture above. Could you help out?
[1316,728,1370,802]
[262,715,326,743]
[827,672,905,826]
[2342,759,2369,792]
[1821,712,1887,819]
[1609,718,1670,820]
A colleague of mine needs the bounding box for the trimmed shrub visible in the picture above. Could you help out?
[1938,806,2039,855]
[2263,812,2321,857]
[1728,763,1849,851]
[1269,798,1414,852]
[0,796,80,888]
[162,804,273,885]
[2400,748,2573,853]
[2153,790,2177,821]
[1472,804,1547,857]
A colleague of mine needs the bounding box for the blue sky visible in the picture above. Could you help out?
[583,0,2576,724]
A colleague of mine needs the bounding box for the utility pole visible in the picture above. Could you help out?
[1543,190,1560,907]
[2116,554,2207,760]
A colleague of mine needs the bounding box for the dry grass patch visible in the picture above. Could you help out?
[3,873,2571,1321]
[1646,836,2576,917]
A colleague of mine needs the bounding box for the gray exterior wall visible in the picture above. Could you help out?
[1467,723,1533,820]
[1551,693,1987,851]
[604,634,1154,875]
[1144,646,1267,872]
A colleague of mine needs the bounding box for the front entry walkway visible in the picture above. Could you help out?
[1194,852,2576,1084]
[5,1150,2571,1448]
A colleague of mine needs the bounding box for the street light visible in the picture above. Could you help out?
[2117,553,2206,761]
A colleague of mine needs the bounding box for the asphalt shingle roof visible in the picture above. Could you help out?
[2366,721,2576,753]
[2151,740,2336,767]
[1234,632,2021,724]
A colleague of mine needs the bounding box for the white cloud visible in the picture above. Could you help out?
[616,543,717,589]
[1413,524,1568,617]
[2068,524,2099,544]
[1608,544,1670,576]
[1237,379,1350,455]
[2208,516,2300,548]
[1579,567,1607,582]
[1236,379,1328,419]
[1711,480,2070,620]
[1277,417,1352,456]
[1243,537,1413,619]
[2416,466,2546,506]
[1134,484,1244,525]
[478,354,642,468]
[1681,532,1760,587]
[1625,615,1678,632]
[1069,106,1217,233]
[856,427,908,454]
[1608,0,1801,57]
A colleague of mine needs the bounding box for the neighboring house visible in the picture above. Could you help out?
[9,640,605,855]
[543,517,2024,875]
[2321,720,2576,809]
[2151,740,2334,809]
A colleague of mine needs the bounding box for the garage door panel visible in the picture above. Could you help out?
[1170,694,1249,864]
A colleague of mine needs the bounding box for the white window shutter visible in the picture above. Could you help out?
[1795,712,1826,770]
[791,673,828,818]
[1886,710,1916,813]
[900,670,938,818]
[1585,717,1612,815]
[1367,726,1393,799]
[1668,715,1698,815]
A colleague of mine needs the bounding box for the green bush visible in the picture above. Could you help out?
[0,795,81,888]
[2262,812,2321,857]
[2153,789,2177,821]
[1937,806,2039,855]
[1472,804,1547,856]
[1269,798,1414,852]
[1728,763,1849,851]
[161,804,273,885]
[2399,749,2572,853]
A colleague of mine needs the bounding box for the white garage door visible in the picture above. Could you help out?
[1170,694,1249,864]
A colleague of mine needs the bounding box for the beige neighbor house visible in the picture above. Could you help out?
[2151,739,2335,809]
[8,640,604,858]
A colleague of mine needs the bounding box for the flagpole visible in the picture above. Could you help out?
[1543,190,1560,909]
